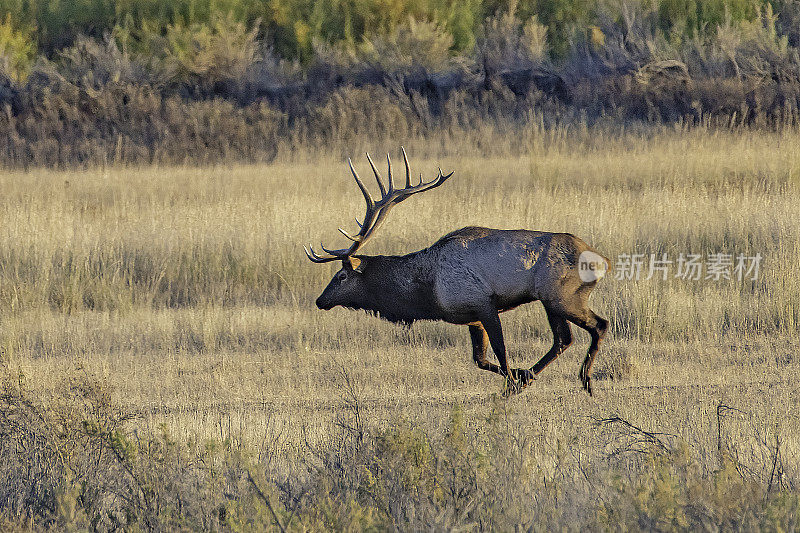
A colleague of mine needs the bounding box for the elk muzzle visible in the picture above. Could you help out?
[316,294,335,310]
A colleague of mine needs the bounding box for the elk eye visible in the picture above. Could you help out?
[337,271,348,281]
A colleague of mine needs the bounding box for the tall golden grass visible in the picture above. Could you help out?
[1,126,799,529]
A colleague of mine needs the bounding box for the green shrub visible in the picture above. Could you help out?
[445,0,481,52]
[534,0,593,58]
[361,17,454,72]
[116,12,260,93]
[477,7,550,70]
[659,0,764,38]
[0,14,34,81]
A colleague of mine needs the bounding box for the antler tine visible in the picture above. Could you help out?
[390,168,453,205]
[419,168,450,188]
[305,149,453,264]
[371,151,454,206]
[386,153,394,192]
[304,245,338,263]
[348,158,374,209]
[321,242,363,257]
[401,146,411,188]
[421,169,454,189]
[320,243,339,255]
[338,227,359,242]
[366,153,386,197]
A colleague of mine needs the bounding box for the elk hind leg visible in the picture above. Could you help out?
[563,307,608,396]
[530,306,573,376]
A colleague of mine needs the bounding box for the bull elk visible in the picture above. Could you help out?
[305,149,609,395]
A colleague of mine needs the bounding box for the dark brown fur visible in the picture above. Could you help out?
[315,226,609,396]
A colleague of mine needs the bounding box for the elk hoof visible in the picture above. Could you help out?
[502,370,533,397]
[579,368,593,396]
[501,379,521,398]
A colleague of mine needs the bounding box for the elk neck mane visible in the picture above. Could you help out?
[346,248,442,326]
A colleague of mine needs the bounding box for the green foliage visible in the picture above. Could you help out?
[659,0,763,37]
[0,0,782,64]
[361,17,454,71]
[0,0,798,169]
[112,12,260,91]
[478,6,550,68]
[163,13,260,90]
[445,0,481,52]
[0,13,35,81]
[534,0,593,58]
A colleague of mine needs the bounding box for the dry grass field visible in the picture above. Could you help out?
[1,127,799,529]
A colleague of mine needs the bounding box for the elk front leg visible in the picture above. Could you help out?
[479,312,511,377]
[468,324,501,374]
[479,312,531,394]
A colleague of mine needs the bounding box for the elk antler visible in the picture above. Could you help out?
[304,147,453,263]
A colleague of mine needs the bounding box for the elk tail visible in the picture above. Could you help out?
[578,250,610,284]
[596,253,611,280]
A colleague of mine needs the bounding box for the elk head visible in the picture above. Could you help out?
[305,148,453,311]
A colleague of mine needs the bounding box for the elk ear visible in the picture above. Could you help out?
[343,257,363,272]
